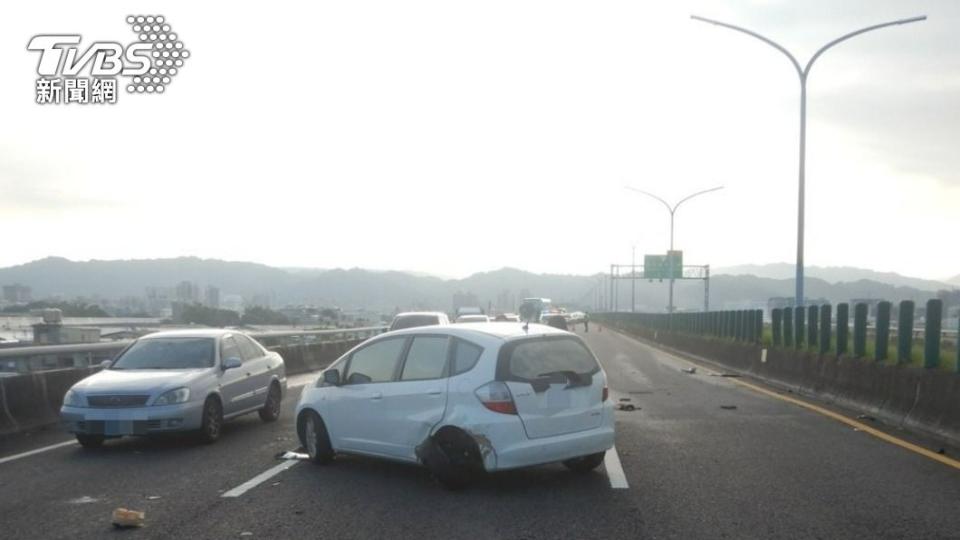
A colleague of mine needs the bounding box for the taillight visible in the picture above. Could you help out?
[602,386,609,402]
[475,381,518,415]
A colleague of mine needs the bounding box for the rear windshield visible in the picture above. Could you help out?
[390,315,439,331]
[112,338,216,370]
[499,336,599,382]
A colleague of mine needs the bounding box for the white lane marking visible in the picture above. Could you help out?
[0,439,77,466]
[221,460,300,498]
[604,446,629,489]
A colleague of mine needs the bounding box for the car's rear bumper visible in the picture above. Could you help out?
[490,422,615,471]
[60,401,204,436]
[461,401,615,472]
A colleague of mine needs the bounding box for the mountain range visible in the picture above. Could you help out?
[0,257,955,313]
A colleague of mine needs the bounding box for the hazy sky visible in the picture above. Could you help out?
[1,1,957,280]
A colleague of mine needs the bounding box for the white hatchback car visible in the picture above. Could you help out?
[295,323,614,488]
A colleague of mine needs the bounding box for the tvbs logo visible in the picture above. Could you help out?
[27,15,189,105]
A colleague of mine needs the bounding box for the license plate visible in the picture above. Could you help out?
[104,420,134,435]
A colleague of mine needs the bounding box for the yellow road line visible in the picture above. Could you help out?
[732,378,960,471]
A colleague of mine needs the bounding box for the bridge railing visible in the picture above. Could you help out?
[597,299,959,371]
[0,326,387,374]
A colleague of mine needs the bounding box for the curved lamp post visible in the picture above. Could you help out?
[690,14,926,307]
[625,185,724,313]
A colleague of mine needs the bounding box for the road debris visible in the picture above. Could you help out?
[146,495,161,500]
[682,367,697,374]
[111,508,145,529]
[856,414,877,422]
[68,496,98,505]
[938,448,946,455]
[616,403,638,412]
[275,451,310,461]
[240,532,254,537]
[719,405,738,410]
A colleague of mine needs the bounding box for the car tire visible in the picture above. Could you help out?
[562,452,606,473]
[258,383,281,423]
[418,431,480,491]
[301,411,334,465]
[197,396,223,444]
[76,434,105,449]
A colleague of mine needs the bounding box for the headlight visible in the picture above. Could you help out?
[153,387,190,406]
[63,389,85,408]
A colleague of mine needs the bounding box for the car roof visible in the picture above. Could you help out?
[383,322,569,342]
[392,311,446,318]
[140,329,241,339]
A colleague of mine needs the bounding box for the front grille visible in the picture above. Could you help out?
[87,395,150,407]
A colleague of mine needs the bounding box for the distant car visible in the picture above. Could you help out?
[60,329,286,448]
[389,312,451,331]
[543,314,569,330]
[455,314,490,323]
[295,323,614,489]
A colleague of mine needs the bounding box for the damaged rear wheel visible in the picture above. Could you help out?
[417,427,484,491]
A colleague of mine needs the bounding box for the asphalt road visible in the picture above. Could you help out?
[2,326,959,539]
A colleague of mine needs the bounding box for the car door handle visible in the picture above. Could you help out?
[370,392,383,400]
[426,389,442,396]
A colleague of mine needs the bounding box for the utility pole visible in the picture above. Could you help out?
[691,14,926,307]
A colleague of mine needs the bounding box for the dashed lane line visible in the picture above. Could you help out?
[221,460,300,498]
[0,439,77,465]
[604,446,629,489]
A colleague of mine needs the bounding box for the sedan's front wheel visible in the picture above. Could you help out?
[198,397,223,444]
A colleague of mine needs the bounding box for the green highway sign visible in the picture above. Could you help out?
[644,251,683,279]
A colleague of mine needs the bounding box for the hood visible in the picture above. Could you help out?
[72,368,209,395]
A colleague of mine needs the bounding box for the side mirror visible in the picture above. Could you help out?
[223,357,242,370]
[100,359,112,369]
[323,369,340,386]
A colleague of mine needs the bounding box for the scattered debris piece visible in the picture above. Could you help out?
[628,390,653,395]
[682,367,697,374]
[275,451,309,461]
[937,448,946,455]
[719,405,738,410]
[719,373,741,378]
[856,415,877,422]
[853,428,861,432]
[619,397,632,402]
[146,495,161,501]
[271,482,281,487]
[240,532,254,537]
[68,496,98,505]
[616,403,638,412]
[111,508,145,529]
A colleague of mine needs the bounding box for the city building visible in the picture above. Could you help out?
[204,286,221,309]
[2,284,32,304]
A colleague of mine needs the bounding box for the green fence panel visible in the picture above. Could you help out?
[819,304,831,355]
[795,307,805,350]
[772,309,782,346]
[784,307,794,347]
[836,303,849,356]
[897,300,914,365]
[853,303,867,358]
[876,301,891,361]
[924,299,942,369]
[808,305,819,349]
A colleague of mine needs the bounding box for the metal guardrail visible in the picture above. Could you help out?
[0,326,387,374]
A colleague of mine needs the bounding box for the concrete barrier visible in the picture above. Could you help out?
[0,337,367,437]
[603,320,960,447]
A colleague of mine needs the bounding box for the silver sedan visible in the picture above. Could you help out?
[60,329,286,447]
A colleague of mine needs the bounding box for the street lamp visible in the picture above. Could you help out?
[691,14,926,307]
[625,185,724,313]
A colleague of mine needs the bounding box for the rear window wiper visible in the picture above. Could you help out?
[536,370,593,388]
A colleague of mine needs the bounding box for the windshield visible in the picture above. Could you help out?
[111,338,216,370]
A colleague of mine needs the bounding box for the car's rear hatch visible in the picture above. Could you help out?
[497,335,604,439]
